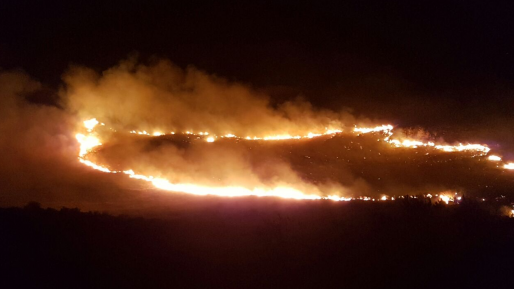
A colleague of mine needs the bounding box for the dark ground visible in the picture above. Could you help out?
[1,199,513,289]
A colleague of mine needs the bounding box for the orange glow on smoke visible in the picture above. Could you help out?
[76,118,511,201]
[76,118,353,201]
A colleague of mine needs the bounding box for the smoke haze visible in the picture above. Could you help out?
[1,59,513,215]
[62,58,361,136]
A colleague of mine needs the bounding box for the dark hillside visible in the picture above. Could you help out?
[1,200,513,289]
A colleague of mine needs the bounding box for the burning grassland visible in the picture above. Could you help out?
[1,59,514,212]
[76,117,514,202]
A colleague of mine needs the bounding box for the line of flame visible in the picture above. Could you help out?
[75,118,513,203]
[76,119,354,201]
[125,124,491,157]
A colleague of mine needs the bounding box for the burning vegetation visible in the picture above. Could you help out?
[1,59,514,212]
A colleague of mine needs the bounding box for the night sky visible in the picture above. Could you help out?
[2,1,513,116]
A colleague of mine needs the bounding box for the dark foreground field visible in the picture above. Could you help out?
[1,199,513,289]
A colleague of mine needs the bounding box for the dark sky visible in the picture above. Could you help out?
[1,0,514,127]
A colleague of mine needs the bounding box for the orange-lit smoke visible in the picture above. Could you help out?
[65,59,514,202]
[62,58,356,139]
[75,119,355,201]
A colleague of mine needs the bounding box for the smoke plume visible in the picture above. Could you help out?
[1,58,510,214]
[62,58,358,136]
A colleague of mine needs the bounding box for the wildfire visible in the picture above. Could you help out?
[76,161,354,201]
[439,195,451,204]
[355,125,490,156]
[75,133,101,157]
[434,144,490,154]
[76,118,354,201]
[354,125,393,134]
[128,128,343,141]
[123,169,333,199]
[488,155,502,161]
[75,118,511,202]
[504,163,514,170]
[83,118,99,132]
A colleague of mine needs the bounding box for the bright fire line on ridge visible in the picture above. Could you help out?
[75,118,511,202]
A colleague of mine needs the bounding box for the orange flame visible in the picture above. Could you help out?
[75,118,512,201]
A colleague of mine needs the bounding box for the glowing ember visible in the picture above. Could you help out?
[75,133,101,157]
[79,159,113,173]
[440,195,451,204]
[434,144,490,154]
[354,125,393,134]
[488,155,502,161]
[83,118,99,132]
[389,139,426,148]
[206,137,215,143]
[504,163,514,170]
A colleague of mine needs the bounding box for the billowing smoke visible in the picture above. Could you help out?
[0,70,155,211]
[62,58,358,136]
[58,58,373,202]
[0,61,367,212]
[0,71,75,205]
[0,58,511,214]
